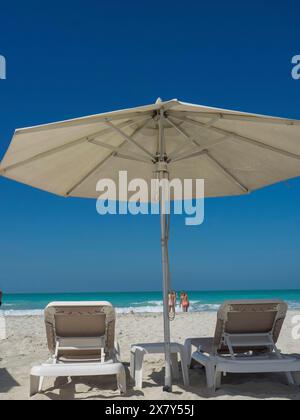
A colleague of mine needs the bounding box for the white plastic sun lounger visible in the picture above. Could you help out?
[30,302,126,397]
[187,300,300,392]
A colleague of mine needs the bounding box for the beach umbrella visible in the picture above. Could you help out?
[1,98,300,391]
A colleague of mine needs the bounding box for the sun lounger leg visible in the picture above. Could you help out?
[39,376,44,393]
[134,349,145,389]
[181,362,190,387]
[292,372,300,386]
[205,362,216,391]
[184,339,192,367]
[285,372,295,385]
[171,353,179,380]
[117,366,127,395]
[30,375,40,397]
[215,370,222,390]
[179,348,190,387]
[115,342,121,360]
[130,351,135,381]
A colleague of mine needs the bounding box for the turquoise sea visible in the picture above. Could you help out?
[2,290,300,315]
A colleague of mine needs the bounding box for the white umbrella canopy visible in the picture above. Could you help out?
[1,98,300,199]
[1,98,300,391]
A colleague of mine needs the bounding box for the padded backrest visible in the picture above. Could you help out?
[45,302,116,357]
[213,300,288,353]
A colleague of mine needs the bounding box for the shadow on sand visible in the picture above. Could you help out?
[33,363,300,401]
[40,363,144,400]
[0,369,20,394]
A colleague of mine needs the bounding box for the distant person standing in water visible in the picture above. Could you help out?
[181,292,190,313]
[180,292,184,311]
[168,291,177,317]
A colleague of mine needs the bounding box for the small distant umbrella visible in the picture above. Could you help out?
[1,98,300,390]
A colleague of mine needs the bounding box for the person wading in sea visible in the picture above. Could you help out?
[168,291,177,318]
[180,292,190,313]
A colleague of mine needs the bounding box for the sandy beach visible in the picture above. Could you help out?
[0,311,300,401]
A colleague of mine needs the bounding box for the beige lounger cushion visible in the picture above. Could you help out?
[213,300,288,354]
[45,302,116,358]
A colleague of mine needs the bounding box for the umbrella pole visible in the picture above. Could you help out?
[157,105,172,391]
[160,204,172,392]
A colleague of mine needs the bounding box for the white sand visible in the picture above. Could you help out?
[0,311,300,400]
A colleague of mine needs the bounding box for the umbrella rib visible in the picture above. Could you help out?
[170,148,208,163]
[171,115,300,161]
[0,119,142,175]
[113,152,153,164]
[169,110,299,127]
[105,119,155,160]
[89,139,152,163]
[170,135,234,163]
[166,117,224,161]
[205,152,250,194]
[89,118,154,163]
[204,116,222,127]
[65,154,113,197]
[171,148,250,194]
[165,117,202,159]
[14,112,153,135]
[65,120,153,197]
[65,150,152,197]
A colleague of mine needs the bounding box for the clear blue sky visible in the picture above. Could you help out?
[0,0,300,293]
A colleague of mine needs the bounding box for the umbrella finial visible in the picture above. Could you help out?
[156,97,163,104]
